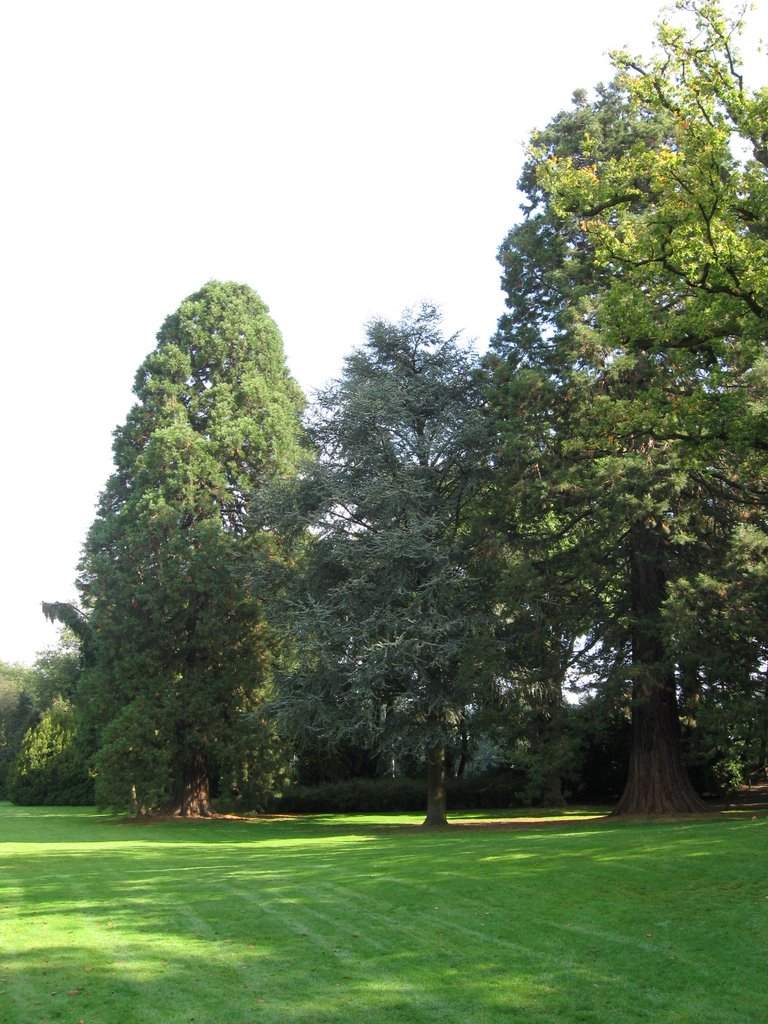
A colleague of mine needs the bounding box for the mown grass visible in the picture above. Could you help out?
[1,802,766,1023]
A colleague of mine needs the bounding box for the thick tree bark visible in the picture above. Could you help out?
[162,753,212,817]
[614,671,706,814]
[614,520,707,815]
[423,742,449,827]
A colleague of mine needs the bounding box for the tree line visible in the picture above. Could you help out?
[3,0,766,824]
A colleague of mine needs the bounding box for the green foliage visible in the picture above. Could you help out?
[268,772,527,814]
[92,699,172,813]
[542,2,768,344]
[485,1,768,814]
[77,281,305,814]
[213,711,294,814]
[0,661,38,798]
[711,755,745,799]
[31,637,82,707]
[256,304,496,824]
[0,644,87,801]
[7,698,93,805]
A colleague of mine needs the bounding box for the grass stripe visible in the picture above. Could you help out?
[1,805,767,1023]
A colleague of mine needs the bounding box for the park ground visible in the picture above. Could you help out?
[1,798,766,1024]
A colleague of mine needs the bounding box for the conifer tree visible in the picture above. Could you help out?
[487,1,767,813]
[78,281,304,815]
[258,306,494,826]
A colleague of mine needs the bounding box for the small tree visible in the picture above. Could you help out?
[7,697,93,806]
[257,305,495,826]
[0,661,38,798]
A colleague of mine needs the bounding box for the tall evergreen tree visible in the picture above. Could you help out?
[538,6,768,779]
[77,281,305,815]
[257,306,494,826]
[486,0,767,813]
[535,0,767,813]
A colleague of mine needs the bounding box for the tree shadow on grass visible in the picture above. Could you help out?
[2,805,767,1023]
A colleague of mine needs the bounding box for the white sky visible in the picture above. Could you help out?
[1,1,764,665]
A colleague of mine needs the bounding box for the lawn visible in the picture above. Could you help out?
[0,803,765,1024]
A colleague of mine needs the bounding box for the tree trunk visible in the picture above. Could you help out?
[614,520,706,816]
[456,715,469,778]
[423,742,449,827]
[614,671,706,814]
[541,769,566,808]
[540,671,568,807]
[162,753,212,817]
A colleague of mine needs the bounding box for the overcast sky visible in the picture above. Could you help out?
[1,1,764,665]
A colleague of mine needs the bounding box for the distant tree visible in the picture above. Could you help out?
[76,281,305,815]
[32,628,83,706]
[7,697,93,805]
[0,661,38,798]
[256,305,496,826]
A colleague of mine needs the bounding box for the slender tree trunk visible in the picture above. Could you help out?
[614,520,706,816]
[541,670,568,807]
[456,715,469,778]
[423,742,449,827]
[541,766,566,808]
[163,752,212,817]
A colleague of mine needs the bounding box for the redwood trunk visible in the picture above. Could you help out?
[614,520,706,816]
[163,753,212,817]
[423,742,449,827]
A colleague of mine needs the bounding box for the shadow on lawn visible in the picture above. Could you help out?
[1,936,577,1024]
[0,801,614,846]
[3,804,767,1023]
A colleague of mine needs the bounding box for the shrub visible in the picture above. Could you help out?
[266,771,527,815]
[712,757,744,802]
[7,698,93,806]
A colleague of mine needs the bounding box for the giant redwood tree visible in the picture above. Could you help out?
[543,1,767,813]
[487,1,768,815]
[77,281,305,815]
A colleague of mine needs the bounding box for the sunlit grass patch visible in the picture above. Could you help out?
[1,803,766,1023]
